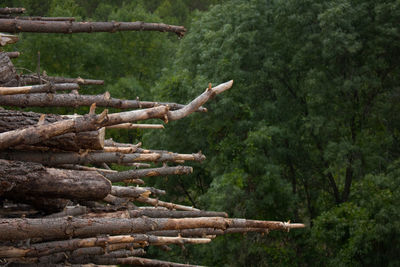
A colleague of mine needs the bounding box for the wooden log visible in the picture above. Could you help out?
[102,166,193,183]
[0,150,205,165]
[0,81,233,149]
[0,8,25,14]
[0,217,230,241]
[0,159,111,201]
[148,227,271,237]
[0,109,105,151]
[0,92,205,112]
[0,234,208,259]
[20,74,104,85]
[0,105,168,150]
[0,19,187,37]
[0,52,18,86]
[45,206,88,218]
[0,83,79,95]
[0,16,75,21]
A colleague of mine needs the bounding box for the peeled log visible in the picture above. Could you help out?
[0,109,104,151]
[0,159,111,201]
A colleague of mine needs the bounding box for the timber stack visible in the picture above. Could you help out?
[0,6,304,266]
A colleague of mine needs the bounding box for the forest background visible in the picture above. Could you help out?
[2,0,400,266]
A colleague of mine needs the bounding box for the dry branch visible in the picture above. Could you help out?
[106,123,164,129]
[0,82,79,95]
[0,19,187,37]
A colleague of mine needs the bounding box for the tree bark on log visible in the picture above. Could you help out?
[0,109,105,151]
[0,19,187,37]
[0,159,111,201]
[0,105,168,150]
[84,209,228,219]
[132,196,200,212]
[0,52,18,86]
[0,234,208,259]
[0,150,205,165]
[106,123,164,129]
[20,74,104,85]
[0,92,205,112]
[0,83,79,95]
[0,217,230,241]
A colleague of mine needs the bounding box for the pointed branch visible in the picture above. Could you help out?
[167,80,233,121]
[133,196,200,211]
[4,51,20,58]
[0,19,187,37]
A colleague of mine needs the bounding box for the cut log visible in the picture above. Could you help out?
[0,109,105,151]
[102,166,193,183]
[0,92,206,112]
[0,83,79,95]
[0,52,18,86]
[0,234,209,258]
[0,159,111,202]
[0,217,230,241]
[20,74,104,85]
[0,16,76,21]
[0,19,187,37]
[0,150,205,165]
[0,105,169,150]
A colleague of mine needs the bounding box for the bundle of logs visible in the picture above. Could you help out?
[0,7,304,267]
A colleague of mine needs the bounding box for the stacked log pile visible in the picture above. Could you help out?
[0,7,304,266]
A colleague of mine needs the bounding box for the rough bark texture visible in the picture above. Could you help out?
[0,8,25,14]
[0,159,111,201]
[0,52,18,86]
[0,217,230,241]
[0,109,105,151]
[0,150,205,165]
[0,105,168,150]
[0,91,205,112]
[0,19,186,37]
